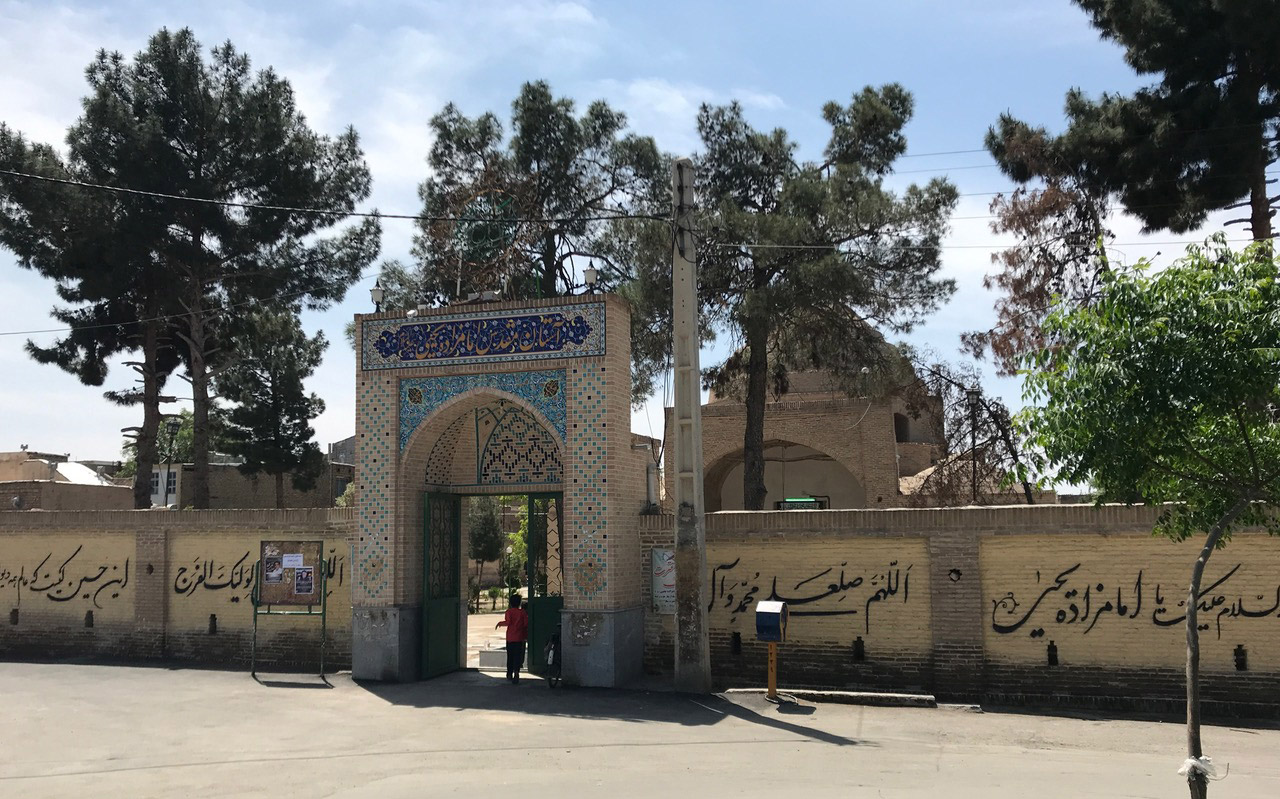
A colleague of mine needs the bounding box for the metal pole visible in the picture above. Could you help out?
[251,559,260,677]
[671,158,711,693]
[319,561,328,679]
[767,642,778,700]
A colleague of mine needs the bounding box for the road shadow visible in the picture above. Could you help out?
[357,671,863,747]
[980,703,1280,731]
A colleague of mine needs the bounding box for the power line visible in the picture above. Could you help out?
[0,266,383,338]
[701,237,1259,252]
[0,168,669,225]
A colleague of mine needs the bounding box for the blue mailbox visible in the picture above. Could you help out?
[755,600,788,643]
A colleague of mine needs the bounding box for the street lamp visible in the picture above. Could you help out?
[583,266,599,293]
[964,387,982,504]
[370,279,385,313]
[162,416,182,509]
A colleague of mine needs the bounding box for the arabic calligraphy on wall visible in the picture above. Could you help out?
[172,544,347,603]
[361,302,605,370]
[990,562,1280,641]
[704,541,931,649]
[982,535,1280,667]
[0,537,133,615]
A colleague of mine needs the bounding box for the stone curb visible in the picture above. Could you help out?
[725,688,937,708]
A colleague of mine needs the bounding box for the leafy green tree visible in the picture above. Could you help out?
[216,309,327,509]
[1021,238,1280,799]
[975,0,1280,373]
[117,408,225,479]
[3,28,379,509]
[692,89,958,508]
[503,504,529,589]
[467,495,504,586]
[334,480,356,508]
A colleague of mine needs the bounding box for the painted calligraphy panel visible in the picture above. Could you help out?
[981,535,1280,669]
[361,302,605,370]
[705,539,931,654]
[0,533,135,622]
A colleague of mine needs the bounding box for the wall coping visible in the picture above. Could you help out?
[636,503,1249,536]
[0,507,354,530]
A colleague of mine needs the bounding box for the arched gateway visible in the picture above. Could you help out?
[352,294,647,687]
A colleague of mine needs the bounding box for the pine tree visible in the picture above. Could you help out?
[693,89,957,509]
[216,309,327,509]
[0,112,182,508]
[3,28,380,509]
[974,1,1280,372]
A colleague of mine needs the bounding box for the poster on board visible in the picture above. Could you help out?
[258,540,324,605]
[651,548,676,614]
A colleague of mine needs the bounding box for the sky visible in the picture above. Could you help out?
[0,0,1248,462]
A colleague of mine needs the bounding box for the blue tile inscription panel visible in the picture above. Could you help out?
[362,302,605,370]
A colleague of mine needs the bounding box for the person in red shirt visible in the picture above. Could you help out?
[495,593,529,683]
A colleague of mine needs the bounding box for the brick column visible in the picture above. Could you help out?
[927,530,984,701]
[134,527,169,659]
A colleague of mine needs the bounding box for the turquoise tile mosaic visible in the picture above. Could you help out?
[400,369,567,450]
[568,363,609,599]
[355,377,395,603]
[362,302,605,370]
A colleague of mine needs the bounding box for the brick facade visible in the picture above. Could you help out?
[1,480,132,510]
[640,505,1280,716]
[6,503,1279,715]
[667,395,946,512]
[159,462,353,510]
[0,508,354,671]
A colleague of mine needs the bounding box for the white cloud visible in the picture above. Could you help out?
[735,89,786,111]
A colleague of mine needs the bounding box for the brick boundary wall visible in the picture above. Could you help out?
[0,508,355,672]
[640,505,1280,718]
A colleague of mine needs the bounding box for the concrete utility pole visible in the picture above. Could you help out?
[671,158,711,693]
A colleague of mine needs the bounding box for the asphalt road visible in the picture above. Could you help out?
[1,662,1277,798]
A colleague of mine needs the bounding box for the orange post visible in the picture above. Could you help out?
[767,641,778,700]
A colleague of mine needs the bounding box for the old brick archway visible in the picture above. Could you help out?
[351,294,648,686]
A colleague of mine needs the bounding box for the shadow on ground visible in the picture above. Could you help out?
[978,702,1280,731]
[358,670,864,747]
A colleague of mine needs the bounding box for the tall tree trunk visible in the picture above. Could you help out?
[132,320,162,509]
[1184,496,1250,799]
[186,290,211,510]
[742,311,769,510]
[1248,116,1273,241]
[540,232,558,297]
[274,471,285,509]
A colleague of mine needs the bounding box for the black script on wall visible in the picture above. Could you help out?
[1,545,129,610]
[708,558,913,634]
[990,563,1280,640]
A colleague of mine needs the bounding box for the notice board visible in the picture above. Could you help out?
[258,540,324,606]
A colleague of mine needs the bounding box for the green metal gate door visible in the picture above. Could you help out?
[422,492,461,679]
[526,493,563,677]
